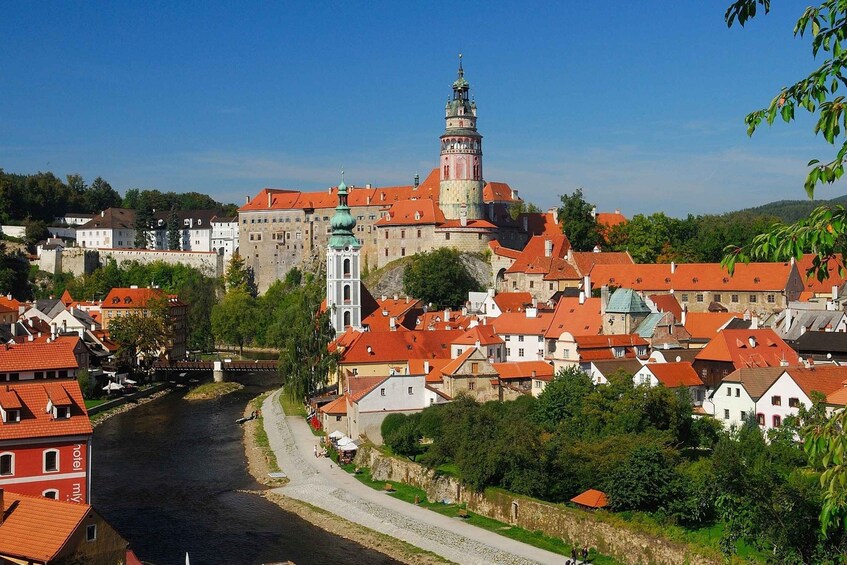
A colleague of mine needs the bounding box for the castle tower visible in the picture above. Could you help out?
[439,54,485,220]
[327,177,363,335]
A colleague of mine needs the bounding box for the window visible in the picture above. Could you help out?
[549,283,554,291]
[518,348,524,357]
[714,293,722,303]
[534,380,542,389]
[731,294,739,303]
[445,233,450,241]
[44,449,59,473]
[468,381,475,391]
[86,524,97,542]
[741,411,747,421]
[789,397,800,408]
[401,248,406,257]
[767,294,776,303]
[749,294,757,303]
[42,489,58,499]
[471,362,479,374]
[613,347,625,358]
[726,387,731,396]
[343,311,351,327]
[384,231,389,239]
[47,371,56,379]
[343,285,351,302]
[4,409,19,423]
[35,371,44,379]
[504,335,510,341]
[529,280,534,289]
[380,388,385,396]
[400,230,405,239]
[735,388,740,397]
[724,409,730,420]
[518,335,524,342]
[55,406,70,419]
[772,395,782,406]
[681,293,689,302]
[696,294,704,303]
[757,413,765,426]
[0,453,13,475]
[506,348,511,356]
[773,415,782,427]
[408,387,413,395]
[417,229,422,238]
[335,415,341,422]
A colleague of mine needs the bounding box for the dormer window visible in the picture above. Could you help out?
[112,297,120,304]
[124,297,132,304]
[54,406,71,419]
[3,409,20,423]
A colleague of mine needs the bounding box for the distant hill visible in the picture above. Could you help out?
[736,194,847,223]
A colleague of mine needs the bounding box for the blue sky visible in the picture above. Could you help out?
[1,1,833,216]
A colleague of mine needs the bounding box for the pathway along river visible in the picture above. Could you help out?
[92,373,398,564]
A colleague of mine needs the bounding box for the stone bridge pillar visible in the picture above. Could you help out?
[213,361,225,383]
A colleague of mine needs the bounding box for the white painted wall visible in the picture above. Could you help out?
[756,373,809,431]
[712,381,757,429]
[502,333,545,362]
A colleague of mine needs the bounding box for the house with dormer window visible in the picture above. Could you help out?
[0,379,92,503]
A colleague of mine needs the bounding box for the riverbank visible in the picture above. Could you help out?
[184,381,244,400]
[90,388,173,427]
[240,392,453,565]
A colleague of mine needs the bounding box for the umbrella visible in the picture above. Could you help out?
[102,382,124,391]
[123,378,137,385]
[328,430,345,439]
[339,443,358,452]
[337,436,354,447]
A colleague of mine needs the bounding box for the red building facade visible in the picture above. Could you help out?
[0,380,92,503]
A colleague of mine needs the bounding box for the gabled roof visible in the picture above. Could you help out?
[78,208,136,231]
[0,491,94,562]
[695,329,798,369]
[721,367,787,400]
[489,240,522,260]
[570,251,633,277]
[596,212,627,229]
[684,312,739,340]
[643,362,703,388]
[319,395,348,415]
[779,366,847,400]
[519,211,560,237]
[102,287,167,309]
[492,292,533,314]
[573,334,649,361]
[570,489,609,509]
[440,347,480,376]
[648,294,682,320]
[452,325,504,346]
[797,253,847,294]
[634,312,667,338]
[773,309,846,341]
[0,379,91,440]
[588,359,644,377]
[796,330,847,354]
[0,338,80,373]
[545,297,603,339]
[340,330,460,364]
[492,361,554,381]
[482,182,518,203]
[375,199,445,226]
[346,376,391,403]
[408,358,453,384]
[491,310,555,336]
[506,234,571,275]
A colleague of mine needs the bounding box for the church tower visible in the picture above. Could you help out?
[439,54,485,221]
[326,177,363,335]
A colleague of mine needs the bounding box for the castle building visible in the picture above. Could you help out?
[326,179,363,335]
[239,59,527,293]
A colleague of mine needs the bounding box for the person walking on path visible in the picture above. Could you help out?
[571,547,578,562]
[581,546,589,561]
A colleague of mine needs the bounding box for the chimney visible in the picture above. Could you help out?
[381,295,386,301]
[601,285,610,314]
[591,206,597,219]
[800,324,807,336]
[90,323,96,331]
[488,288,495,298]
[526,306,537,318]
[550,209,559,224]
[784,308,793,333]
[834,285,840,302]
[444,308,450,320]
[579,291,586,305]
[615,209,621,214]
[100,210,104,217]
[424,360,430,373]
[389,317,396,330]
[531,370,536,379]
[393,294,398,301]
[268,192,272,208]
[681,305,687,326]
[544,240,553,257]
[51,323,56,340]
[245,196,250,204]
[583,275,592,296]
[751,312,759,330]
[10,323,15,337]
[414,173,420,188]
[567,248,573,261]
[522,216,528,232]
[512,189,519,200]
[670,261,676,274]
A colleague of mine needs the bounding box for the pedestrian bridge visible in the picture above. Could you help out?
[153,359,278,381]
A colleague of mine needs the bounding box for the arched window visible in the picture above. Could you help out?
[343,285,351,303]
[343,311,351,327]
[43,449,59,473]
[0,452,13,476]
[42,489,59,500]
[343,258,351,277]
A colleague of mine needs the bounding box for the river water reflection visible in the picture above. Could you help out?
[92,375,398,564]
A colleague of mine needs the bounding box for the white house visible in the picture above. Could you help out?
[490,308,553,362]
[711,367,786,429]
[77,208,137,249]
[755,366,847,431]
[211,216,239,262]
[632,362,706,407]
[347,373,436,444]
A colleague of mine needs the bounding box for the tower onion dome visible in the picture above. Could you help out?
[329,179,361,248]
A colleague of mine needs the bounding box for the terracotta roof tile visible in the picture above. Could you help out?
[570,488,609,509]
[797,253,847,294]
[452,325,504,346]
[783,366,847,400]
[695,329,798,370]
[375,199,445,226]
[340,330,460,364]
[408,358,453,383]
[519,211,560,237]
[492,292,533,314]
[0,339,79,373]
[506,235,571,275]
[483,182,518,203]
[544,297,603,339]
[102,287,168,310]
[492,361,554,381]
[0,380,91,440]
[488,240,522,260]
[684,312,739,340]
[319,395,348,415]
[0,491,92,562]
[644,362,703,388]
[440,348,478,376]
[648,294,682,320]
[590,262,796,292]
[491,310,555,336]
[596,212,627,229]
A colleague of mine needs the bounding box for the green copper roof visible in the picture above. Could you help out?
[606,288,651,314]
[329,179,361,249]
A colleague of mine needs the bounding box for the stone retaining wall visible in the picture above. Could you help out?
[355,446,721,565]
[87,383,171,415]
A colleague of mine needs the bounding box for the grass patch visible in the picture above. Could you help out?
[279,391,307,417]
[184,381,243,400]
[84,399,107,409]
[252,393,280,472]
[343,466,622,564]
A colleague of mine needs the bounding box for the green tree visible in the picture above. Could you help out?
[402,248,481,308]
[224,250,255,294]
[85,177,121,212]
[24,219,50,248]
[167,208,181,251]
[606,445,679,513]
[211,287,256,355]
[134,207,152,249]
[108,307,169,375]
[508,200,542,220]
[557,188,601,251]
[533,365,593,430]
[384,414,424,460]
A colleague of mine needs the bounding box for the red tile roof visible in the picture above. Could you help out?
[649,294,682,320]
[782,366,847,400]
[684,312,739,340]
[520,211,560,237]
[695,329,798,369]
[340,330,461,364]
[644,362,703,388]
[375,199,445,226]
[438,219,498,229]
[596,212,627,229]
[0,380,91,441]
[102,287,168,309]
[590,262,796,292]
[0,490,93,562]
[483,182,518,203]
[0,339,80,373]
[797,254,847,294]
[59,290,74,307]
[347,376,391,402]
[452,325,504,346]
[570,488,609,509]
[493,292,534,314]
[409,358,452,384]
[493,361,554,381]
[570,251,633,277]
[319,395,348,415]
[506,234,571,274]
[489,240,522,260]
[491,310,555,336]
[440,348,478,376]
[573,334,649,361]
[0,297,24,312]
[544,297,603,339]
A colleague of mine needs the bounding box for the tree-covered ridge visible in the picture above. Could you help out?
[736,193,847,223]
[0,169,237,225]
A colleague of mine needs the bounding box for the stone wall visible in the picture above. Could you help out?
[60,247,101,276]
[99,248,223,277]
[355,446,720,565]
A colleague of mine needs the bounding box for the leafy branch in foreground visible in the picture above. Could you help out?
[727,0,847,197]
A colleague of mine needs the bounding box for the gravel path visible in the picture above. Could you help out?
[262,389,568,565]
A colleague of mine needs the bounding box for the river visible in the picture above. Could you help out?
[91,374,399,564]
